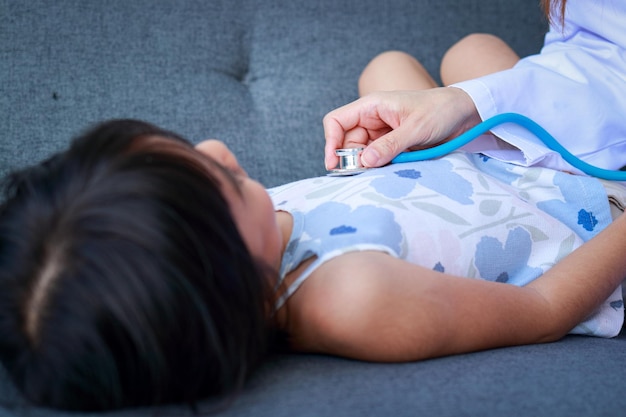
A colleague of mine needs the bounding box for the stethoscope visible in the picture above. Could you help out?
[328,112,626,181]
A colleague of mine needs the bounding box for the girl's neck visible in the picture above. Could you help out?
[271,210,294,330]
[275,210,293,259]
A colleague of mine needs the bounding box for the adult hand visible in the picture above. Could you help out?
[323,87,481,169]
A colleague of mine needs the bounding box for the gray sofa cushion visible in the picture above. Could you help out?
[2,0,625,416]
[1,0,547,188]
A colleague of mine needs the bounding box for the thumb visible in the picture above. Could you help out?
[360,129,410,168]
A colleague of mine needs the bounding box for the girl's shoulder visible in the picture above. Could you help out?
[280,250,428,356]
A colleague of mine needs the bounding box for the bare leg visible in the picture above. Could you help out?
[440,33,520,86]
[359,50,438,96]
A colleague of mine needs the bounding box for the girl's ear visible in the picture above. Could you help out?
[195,140,247,177]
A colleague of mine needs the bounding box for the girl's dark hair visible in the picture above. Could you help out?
[0,120,274,411]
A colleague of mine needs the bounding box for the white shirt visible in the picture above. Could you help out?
[453,0,626,174]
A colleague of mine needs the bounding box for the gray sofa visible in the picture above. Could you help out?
[1,1,625,416]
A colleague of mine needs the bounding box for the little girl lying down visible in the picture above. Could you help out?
[0,119,624,411]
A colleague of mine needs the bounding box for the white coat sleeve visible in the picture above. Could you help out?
[451,0,626,174]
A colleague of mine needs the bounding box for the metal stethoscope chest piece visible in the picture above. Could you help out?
[327,147,368,176]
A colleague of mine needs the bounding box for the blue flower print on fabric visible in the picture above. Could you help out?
[304,201,403,255]
[577,209,598,231]
[433,262,445,273]
[467,153,522,185]
[330,225,357,235]
[474,227,543,283]
[370,159,474,204]
[368,169,418,199]
[537,173,602,239]
[395,169,422,180]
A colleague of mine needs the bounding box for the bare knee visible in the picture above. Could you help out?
[359,50,437,96]
[440,33,520,85]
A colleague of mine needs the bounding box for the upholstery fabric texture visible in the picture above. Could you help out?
[2,0,625,416]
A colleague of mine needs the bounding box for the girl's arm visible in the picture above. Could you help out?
[285,214,626,362]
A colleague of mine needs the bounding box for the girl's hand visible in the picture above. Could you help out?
[323,87,481,169]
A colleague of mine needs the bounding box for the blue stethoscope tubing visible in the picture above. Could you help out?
[390,112,626,181]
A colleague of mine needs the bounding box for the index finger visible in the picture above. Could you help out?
[322,114,346,170]
[322,97,383,169]
[322,104,360,169]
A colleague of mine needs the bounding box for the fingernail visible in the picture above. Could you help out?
[361,148,380,167]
